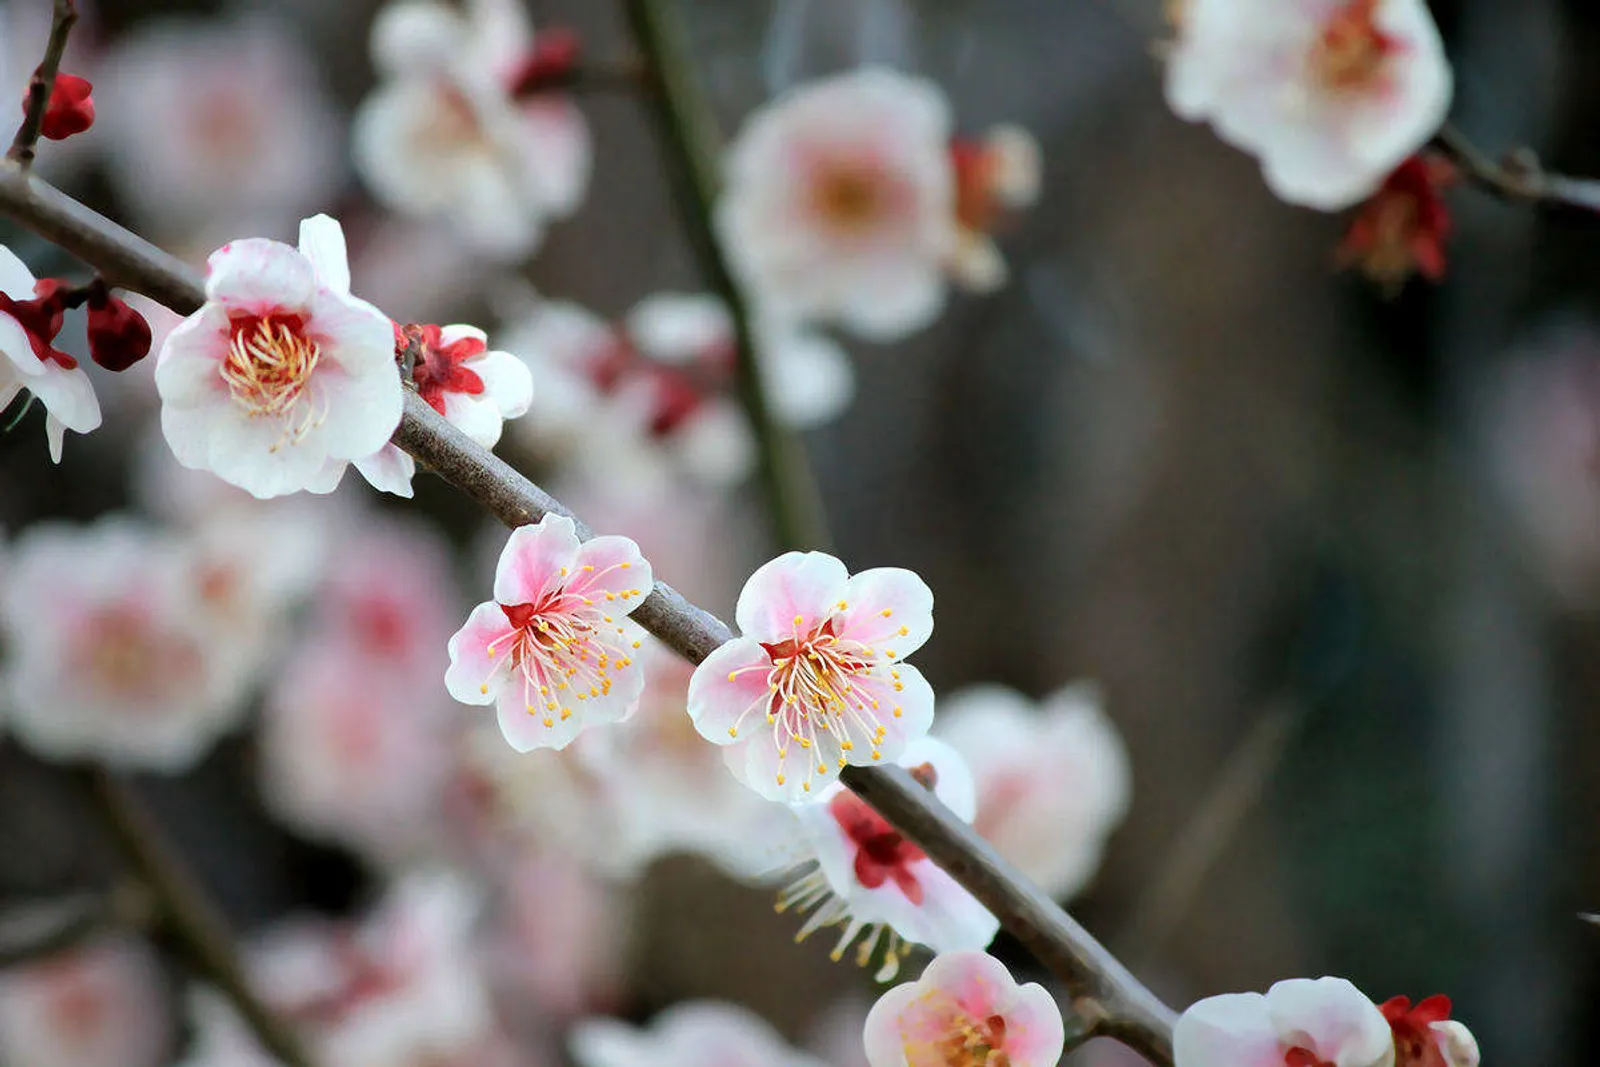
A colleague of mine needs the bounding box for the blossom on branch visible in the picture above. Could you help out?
[33,72,95,141]
[1338,154,1454,288]
[404,322,533,448]
[446,513,654,752]
[155,215,403,499]
[687,549,936,802]
[779,737,999,978]
[1381,996,1479,1067]
[1174,976,1395,1067]
[0,247,101,462]
[862,950,1065,1067]
[1164,0,1452,210]
[353,0,591,260]
[572,1001,828,1067]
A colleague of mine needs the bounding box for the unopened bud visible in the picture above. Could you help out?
[33,71,95,140]
[86,290,153,371]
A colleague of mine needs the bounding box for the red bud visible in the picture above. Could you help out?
[30,71,95,141]
[86,291,153,371]
[508,29,582,97]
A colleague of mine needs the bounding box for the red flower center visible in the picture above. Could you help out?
[222,313,321,433]
[1309,0,1397,94]
[411,323,486,414]
[1382,994,1454,1067]
[827,762,938,903]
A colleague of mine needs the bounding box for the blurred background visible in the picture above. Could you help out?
[1,1,1597,1066]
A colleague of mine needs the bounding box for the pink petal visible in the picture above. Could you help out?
[863,982,924,1067]
[566,535,653,605]
[836,566,933,656]
[493,514,582,605]
[153,304,232,408]
[205,238,316,314]
[733,551,849,643]
[1265,977,1391,1066]
[495,688,586,752]
[445,601,513,706]
[687,638,773,744]
[1174,993,1283,1067]
[847,665,935,765]
[888,861,998,952]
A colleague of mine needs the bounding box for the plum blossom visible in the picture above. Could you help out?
[687,550,935,803]
[0,246,101,462]
[446,513,654,752]
[935,683,1131,900]
[947,124,1042,292]
[0,938,171,1067]
[1381,996,1478,1067]
[779,737,999,978]
[1338,155,1454,288]
[1174,976,1395,1067]
[405,322,532,448]
[94,16,342,241]
[353,0,591,259]
[863,951,1065,1067]
[0,519,254,770]
[1164,0,1452,210]
[155,215,403,499]
[571,1001,829,1067]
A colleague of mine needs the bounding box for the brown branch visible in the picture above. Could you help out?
[1435,124,1600,214]
[87,770,317,1067]
[8,0,80,170]
[0,162,1179,1065]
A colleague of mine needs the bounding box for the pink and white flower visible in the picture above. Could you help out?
[571,1001,828,1067]
[1164,0,1453,210]
[405,322,532,448]
[687,549,936,803]
[779,737,999,978]
[0,519,254,770]
[446,513,654,752]
[0,937,171,1067]
[353,0,591,260]
[863,951,1065,1067]
[0,246,101,462]
[1174,976,1395,1067]
[717,67,957,340]
[155,215,402,499]
[935,683,1131,901]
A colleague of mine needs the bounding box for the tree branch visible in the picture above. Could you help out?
[0,162,1178,1065]
[1435,124,1600,214]
[8,0,80,170]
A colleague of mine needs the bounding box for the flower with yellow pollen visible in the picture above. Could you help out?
[687,550,935,804]
[864,951,1065,1067]
[446,514,654,752]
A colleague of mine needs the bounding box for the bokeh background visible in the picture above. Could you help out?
[2,1,1598,1065]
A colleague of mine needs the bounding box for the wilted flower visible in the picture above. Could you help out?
[0,247,101,462]
[1165,0,1452,210]
[688,549,935,803]
[1174,976,1395,1067]
[863,951,1065,1067]
[571,1001,829,1067]
[446,513,653,752]
[0,938,170,1067]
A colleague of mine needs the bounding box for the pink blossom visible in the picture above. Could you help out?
[717,67,957,340]
[935,683,1130,900]
[405,322,532,449]
[0,245,101,462]
[0,518,254,770]
[0,938,171,1067]
[1174,976,1395,1067]
[687,549,935,802]
[780,737,999,978]
[353,0,591,260]
[863,951,1065,1067]
[1165,0,1452,210]
[155,215,402,499]
[174,989,279,1067]
[571,1001,829,1067]
[446,513,654,752]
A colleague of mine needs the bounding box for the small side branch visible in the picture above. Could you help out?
[1435,124,1600,214]
[8,0,80,169]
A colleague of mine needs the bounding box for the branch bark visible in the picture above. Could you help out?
[1435,124,1600,213]
[0,162,1179,1064]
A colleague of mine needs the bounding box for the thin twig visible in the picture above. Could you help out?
[0,163,1179,1066]
[87,769,316,1067]
[619,0,832,553]
[1434,124,1600,214]
[8,0,80,170]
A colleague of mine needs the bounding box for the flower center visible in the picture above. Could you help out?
[1308,0,1396,94]
[482,570,642,728]
[810,163,889,235]
[409,324,486,414]
[221,314,323,445]
[1283,1049,1335,1067]
[76,604,201,704]
[931,1013,1011,1067]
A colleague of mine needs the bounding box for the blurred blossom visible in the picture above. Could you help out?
[571,1001,829,1067]
[155,216,404,500]
[935,683,1130,901]
[779,737,999,980]
[353,0,591,260]
[1337,155,1454,289]
[175,989,279,1067]
[1164,0,1452,210]
[946,124,1041,292]
[0,937,171,1067]
[0,518,255,770]
[1173,976,1392,1067]
[0,245,103,462]
[863,951,1065,1067]
[446,513,653,753]
[94,15,341,242]
[687,550,936,803]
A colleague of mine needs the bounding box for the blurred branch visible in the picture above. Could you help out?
[87,770,316,1067]
[8,0,79,170]
[1436,124,1600,213]
[0,163,1178,1066]
[619,0,833,553]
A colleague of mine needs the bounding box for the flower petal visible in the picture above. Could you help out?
[1265,977,1392,1067]
[566,534,653,605]
[837,566,933,656]
[205,238,316,313]
[297,214,352,295]
[494,514,582,605]
[352,443,416,497]
[687,638,772,744]
[1174,993,1283,1067]
[154,304,232,408]
[734,551,850,642]
[445,601,514,706]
